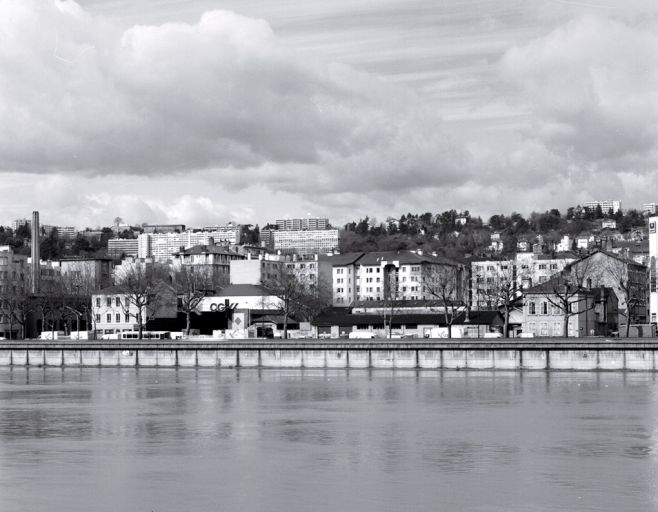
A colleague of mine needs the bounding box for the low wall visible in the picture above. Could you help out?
[1,339,658,370]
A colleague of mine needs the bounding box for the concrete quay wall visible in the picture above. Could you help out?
[1,338,658,370]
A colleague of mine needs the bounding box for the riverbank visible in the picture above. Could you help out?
[2,338,658,370]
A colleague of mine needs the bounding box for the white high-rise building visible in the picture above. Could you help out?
[137,232,215,263]
[649,216,658,324]
[583,200,621,214]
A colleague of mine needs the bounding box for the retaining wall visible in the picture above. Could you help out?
[1,339,658,370]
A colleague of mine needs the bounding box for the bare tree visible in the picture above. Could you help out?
[422,264,467,338]
[261,265,330,339]
[115,263,170,339]
[473,260,524,338]
[172,266,222,336]
[599,257,646,337]
[536,259,597,338]
[0,276,33,339]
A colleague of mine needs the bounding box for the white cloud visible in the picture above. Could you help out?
[0,0,469,196]
[501,16,658,170]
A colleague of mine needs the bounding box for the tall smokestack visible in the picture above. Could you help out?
[31,211,40,294]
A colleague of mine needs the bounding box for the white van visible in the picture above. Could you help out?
[348,331,376,340]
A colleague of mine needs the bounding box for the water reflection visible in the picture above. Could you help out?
[0,368,657,512]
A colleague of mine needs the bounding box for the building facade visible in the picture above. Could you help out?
[272,229,339,255]
[276,218,329,231]
[583,200,622,214]
[137,232,216,262]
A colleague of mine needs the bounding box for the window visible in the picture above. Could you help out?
[95,314,100,322]
[550,264,558,270]
[115,313,121,322]
[529,302,536,315]
[125,314,130,323]
[538,264,546,270]
[115,297,121,307]
[106,313,112,323]
[541,302,548,315]
[106,297,112,307]
[96,298,101,307]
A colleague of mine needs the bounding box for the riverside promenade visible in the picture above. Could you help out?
[2,338,658,370]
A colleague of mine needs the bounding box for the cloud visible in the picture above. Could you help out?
[500,16,658,171]
[0,0,468,195]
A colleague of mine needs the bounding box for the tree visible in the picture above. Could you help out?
[261,265,331,339]
[422,264,467,338]
[172,266,222,336]
[0,276,33,339]
[115,263,170,339]
[536,259,597,337]
[113,217,123,238]
[473,260,524,338]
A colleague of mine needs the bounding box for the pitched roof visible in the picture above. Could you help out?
[357,250,460,266]
[320,252,365,266]
[173,245,242,257]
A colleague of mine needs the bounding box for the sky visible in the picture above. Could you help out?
[1,0,658,229]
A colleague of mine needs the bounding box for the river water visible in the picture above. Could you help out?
[0,368,656,512]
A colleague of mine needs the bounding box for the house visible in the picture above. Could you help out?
[521,277,618,337]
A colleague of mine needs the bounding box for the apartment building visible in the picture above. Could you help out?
[583,200,621,214]
[108,239,139,258]
[272,229,339,255]
[471,253,577,308]
[0,246,29,338]
[143,224,185,234]
[137,231,216,262]
[329,250,465,305]
[171,245,245,287]
[91,284,177,336]
[50,257,113,291]
[326,253,364,305]
[201,223,242,245]
[276,217,329,231]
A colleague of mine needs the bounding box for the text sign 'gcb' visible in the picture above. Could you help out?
[209,299,238,313]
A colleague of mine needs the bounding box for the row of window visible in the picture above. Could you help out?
[96,313,131,323]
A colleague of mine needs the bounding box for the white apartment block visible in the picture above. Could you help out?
[649,216,658,324]
[201,224,242,245]
[273,229,339,255]
[644,203,658,215]
[327,251,465,306]
[583,200,621,214]
[108,239,139,258]
[276,217,329,231]
[138,232,215,262]
[471,253,576,308]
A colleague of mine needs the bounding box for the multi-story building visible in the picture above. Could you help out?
[201,223,242,245]
[137,232,216,262]
[326,252,364,305]
[521,280,617,337]
[143,224,185,234]
[583,200,621,214]
[643,203,658,216]
[0,246,29,338]
[50,257,113,291]
[272,229,339,256]
[171,245,245,287]
[647,216,658,324]
[107,239,139,258]
[91,284,177,336]
[471,253,577,308]
[11,218,30,232]
[276,217,329,231]
[345,250,465,304]
[229,253,288,285]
